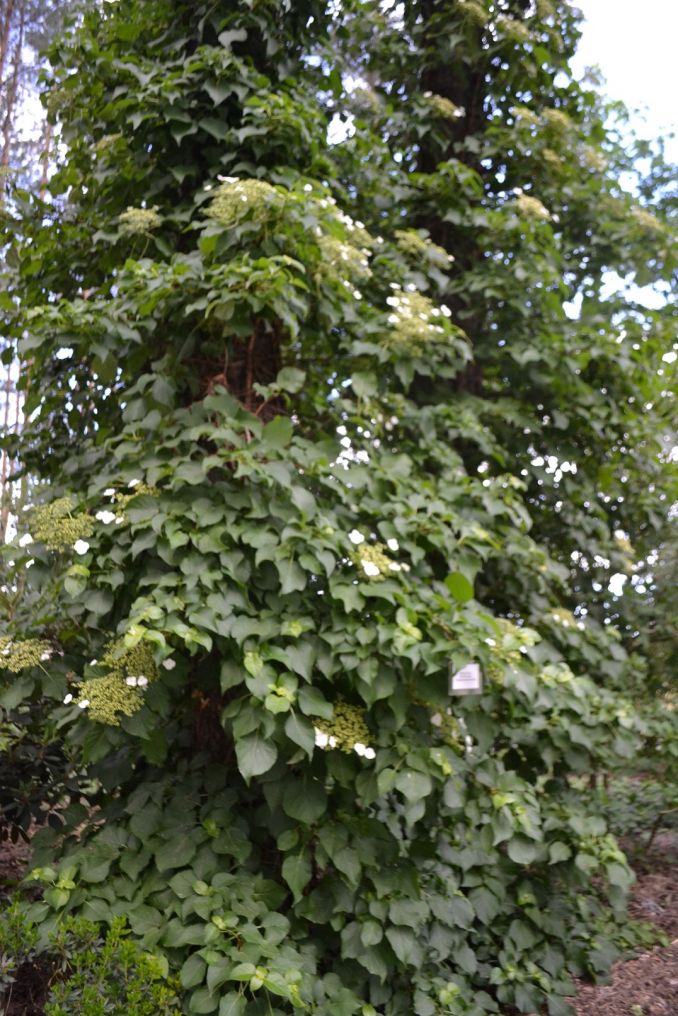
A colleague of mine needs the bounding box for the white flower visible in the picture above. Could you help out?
[162,658,176,670]
[303,183,313,192]
[103,488,115,497]
[40,650,51,661]
[137,676,148,688]
[126,676,138,687]
[19,533,33,548]
[128,478,141,487]
[217,175,240,183]
[348,529,365,545]
[314,728,329,749]
[364,747,376,760]
[63,693,73,705]
[115,516,124,525]
[25,559,34,569]
[73,540,90,555]
[363,561,380,577]
[78,699,90,709]
[389,562,401,572]
[353,742,367,756]
[328,735,337,748]
[95,510,116,525]
[386,538,399,551]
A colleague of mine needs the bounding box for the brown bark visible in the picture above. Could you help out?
[0,0,17,89]
[0,0,25,170]
[206,320,284,422]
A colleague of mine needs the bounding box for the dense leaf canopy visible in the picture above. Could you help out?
[0,2,675,1015]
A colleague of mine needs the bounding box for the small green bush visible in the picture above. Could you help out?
[0,908,181,1016]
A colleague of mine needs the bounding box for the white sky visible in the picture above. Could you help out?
[572,0,678,162]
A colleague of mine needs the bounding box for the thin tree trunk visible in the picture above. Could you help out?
[0,0,18,88]
[0,0,25,170]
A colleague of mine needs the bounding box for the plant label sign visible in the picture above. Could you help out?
[450,662,482,696]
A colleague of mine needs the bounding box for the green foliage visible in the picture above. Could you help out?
[0,908,181,1014]
[0,2,675,1016]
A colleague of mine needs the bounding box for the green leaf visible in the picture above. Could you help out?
[235,733,278,781]
[283,777,327,824]
[282,850,311,902]
[154,832,197,872]
[219,995,247,1016]
[261,416,293,450]
[507,836,538,865]
[385,927,424,967]
[548,841,572,864]
[284,712,315,757]
[276,367,306,392]
[444,572,474,603]
[181,954,206,989]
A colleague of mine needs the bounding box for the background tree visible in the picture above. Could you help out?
[0,2,675,1016]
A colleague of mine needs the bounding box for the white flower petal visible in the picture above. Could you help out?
[137,676,148,688]
[348,529,365,545]
[18,534,33,548]
[63,693,73,704]
[95,510,116,525]
[73,540,90,555]
[353,742,366,756]
[125,676,138,686]
[364,747,376,760]
[78,699,90,709]
[386,538,399,551]
[363,561,380,577]
[162,658,176,670]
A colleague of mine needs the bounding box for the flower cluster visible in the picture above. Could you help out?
[73,639,158,725]
[207,178,282,228]
[458,0,487,25]
[73,672,143,725]
[630,207,665,234]
[511,105,539,127]
[93,133,123,154]
[485,620,540,684]
[354,542,398,581]
[513,191,552,222]
[543,148,561,166]
[104,480,158,524]
[313,702,375,758]
[423,93,465,121]
[352,86,381,115]
[118,206,162,236]
[316,236,372,282]
[394,230,454,269]
[0,637,51,672]
[497,17,530,42]
[29,497,94,552]
[348,529,406,580]
[383,287,451,353]
[542,108,573,132]
[581,145,607,172]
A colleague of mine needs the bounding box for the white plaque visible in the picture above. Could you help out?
[450,662,482,696]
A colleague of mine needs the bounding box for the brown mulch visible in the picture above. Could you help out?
[574,831,678,1016]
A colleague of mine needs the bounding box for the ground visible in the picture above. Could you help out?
[1,827,677,1015]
